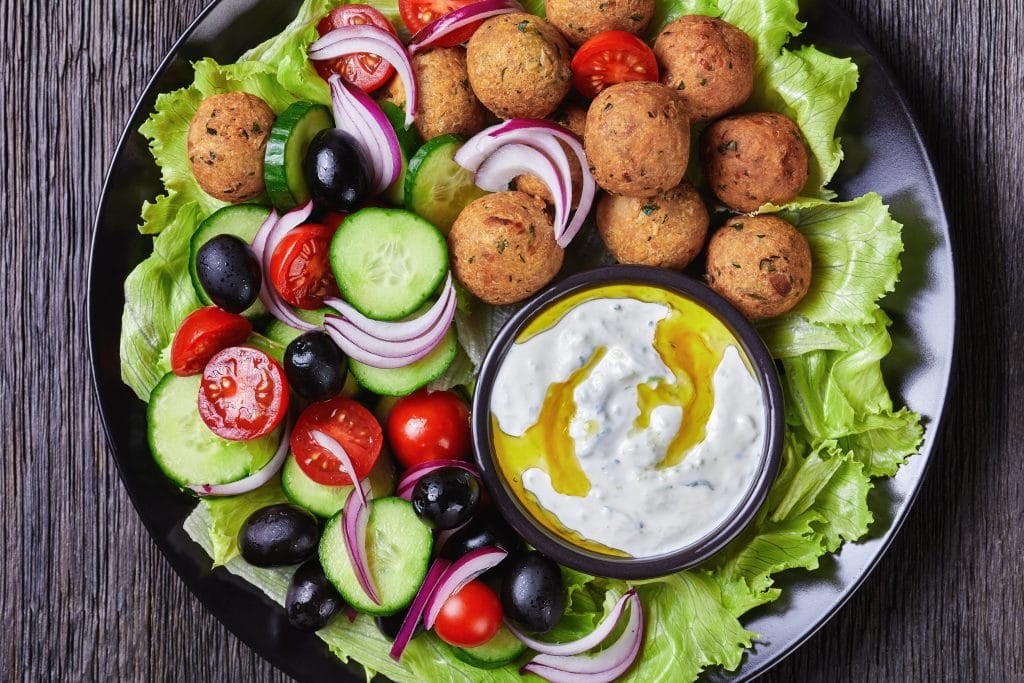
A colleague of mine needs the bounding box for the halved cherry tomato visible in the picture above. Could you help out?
[386,389,471,468]
[291,397,384,486]
[434,580,502,648]
[269,223,340,310]
[314,5,399,93]
[198,346,289,441]
[170,307,252,377]
[319,211,348,232]
[398,0,482,46]
[570,31,659,99]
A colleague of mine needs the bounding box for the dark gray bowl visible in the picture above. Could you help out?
[471,265,785,579]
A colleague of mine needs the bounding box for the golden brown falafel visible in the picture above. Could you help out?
[378,47,485,140]
[545,0,655,46]
[187,92,275,202]
[596,181,709,268]
[701,111,809,212]
[705,214,812,318]
[466,14,573,119]
[585,81,690,196]
[448,191,563,305]
[654,16,755,122]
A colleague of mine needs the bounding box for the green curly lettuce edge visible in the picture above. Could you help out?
[117,0,924,679]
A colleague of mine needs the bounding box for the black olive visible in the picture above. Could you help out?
[411,467,481,530]
[304,129,370,212]
[238,504,320,567]
[284,331,348,401]
[501,551,565,634]
[285,559,344,631]
[375,608,422,641]
[195,234,262,313]
[439,513,520,563]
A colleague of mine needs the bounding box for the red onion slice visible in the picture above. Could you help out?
[423,547,508,630]
[329,75,403,194]
[408,0,522,55]
[325,275,455,343]
[522,591,643,681]
[342,605,358,622]
[252,202,318,331]
[474,143,568,244]
[342,478,379,605]
[454,120,594,247]
[507,589,636,657]
[396,459,480,500]
[186,420,291,496]
[323,293,455,360]
[310,429,367,505]
[389,558,450,661]
[308,25,417,126]
[323,311,452,370]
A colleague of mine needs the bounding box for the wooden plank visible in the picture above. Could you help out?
[1,0,1020,680]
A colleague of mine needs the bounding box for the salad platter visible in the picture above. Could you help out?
[89,0,955,680]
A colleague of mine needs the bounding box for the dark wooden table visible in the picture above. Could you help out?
[3,0,1021,680]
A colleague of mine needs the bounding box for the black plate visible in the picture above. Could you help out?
[88,1,956,680]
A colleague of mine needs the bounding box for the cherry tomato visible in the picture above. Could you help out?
[314,5,399,93]
[570,31,659,99]
[269,223,340,310]
[291,397,384,486]
[319,211,348,232]
[170,307,252,377]
[198,346,289,441]
[398,0,482,46]
[387,389,471,468]
[434,580,502,648]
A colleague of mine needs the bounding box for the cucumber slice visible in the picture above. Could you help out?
[405,134,487,234]
[264,101,334,211]
[380,102,422,207]
[188,204,271,319]
[440,626,528,669]
[320,497,433,615]
[147,373,281,488]
[282,450,396,518]
[349,326,458,396]
[330,207,448,320]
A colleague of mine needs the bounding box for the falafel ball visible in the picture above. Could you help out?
[448,191,563,305]
[585,81,690,197]
[705,214,812,319]
[187,92,275,202]
[596,181,709,269]
[701,111,809,212]
[545,0,655,46]
[467,14,573,119]
[653,16,755,122]
[514,104,587,206]
[378,47,485,140]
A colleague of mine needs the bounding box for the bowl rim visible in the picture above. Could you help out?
[470,264,785,579]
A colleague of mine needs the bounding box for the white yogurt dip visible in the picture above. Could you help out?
[490,293,765,558]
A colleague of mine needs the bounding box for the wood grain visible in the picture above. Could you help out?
[2,0,1020,680]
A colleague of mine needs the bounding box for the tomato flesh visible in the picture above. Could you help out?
[434,580,502,648]
[171,307,252,377]
[269,223,340,310]
[386,389,471,468]
[398,0,481,46]
[314,5,399,93]
[198,346,289,441]
[292,397,384,486]
[571,30,659,99]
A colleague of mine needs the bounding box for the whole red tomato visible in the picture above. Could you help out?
[434,580,502,648]
[387,389,471,468]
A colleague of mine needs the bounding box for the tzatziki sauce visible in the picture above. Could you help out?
[490,292,765,558]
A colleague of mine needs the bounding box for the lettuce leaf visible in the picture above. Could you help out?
[120,202,205,400]
[138,59,298,235]
[716,0,804,65]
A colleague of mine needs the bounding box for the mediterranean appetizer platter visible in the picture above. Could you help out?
[90,0,955,680]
